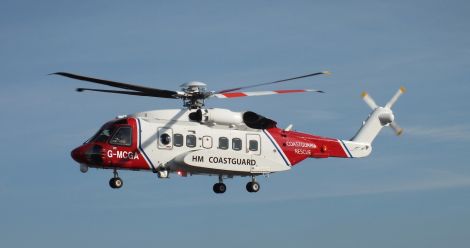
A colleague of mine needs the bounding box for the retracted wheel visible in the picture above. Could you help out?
[109,177,123,189]
[213,183,226,194]
[246,181,260,193]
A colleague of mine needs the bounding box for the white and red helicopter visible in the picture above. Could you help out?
[54,71,405,193]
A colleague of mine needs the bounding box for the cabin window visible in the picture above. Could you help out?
[232,138,242,151]
[249,140,259,151]
[160,133,171,145]
[109,126,132,146]
[173,134,183,147]
[218,137,229,150]
[186,134,196,148]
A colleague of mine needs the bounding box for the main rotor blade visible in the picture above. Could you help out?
[213,89,324,98]
[52,72,180,99]
[216,71,330,94]
[76,88,164,97]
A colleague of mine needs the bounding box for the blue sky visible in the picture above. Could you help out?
[1,0,469,247]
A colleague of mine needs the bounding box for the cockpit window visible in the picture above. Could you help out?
[90,125,117,143]
[109,126,132,146]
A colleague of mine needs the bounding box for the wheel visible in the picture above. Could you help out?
[109,177,123,189]
[213,183,226,194]
[251,181,260,192]
[246,181,260,193]
[246,182,253,192]
[114,177,123,188]
[109,178,116,188]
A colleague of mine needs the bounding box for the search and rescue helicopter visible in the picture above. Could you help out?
[53,71,405,193]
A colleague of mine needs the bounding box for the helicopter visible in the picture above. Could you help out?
[53,71,405,193]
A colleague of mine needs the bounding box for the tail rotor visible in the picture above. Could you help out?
[360,86,406,136]
[352,86,406,144]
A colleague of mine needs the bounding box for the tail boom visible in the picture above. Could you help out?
[264,87,405,165]
[265,128,369,167]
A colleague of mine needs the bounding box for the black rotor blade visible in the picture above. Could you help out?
[76,88,165,97]
[52,72,180,99]
[216,71,330,94]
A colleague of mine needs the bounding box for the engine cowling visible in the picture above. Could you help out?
[189,108,243,125]
[242,111,277,129]
[189,109,277,129]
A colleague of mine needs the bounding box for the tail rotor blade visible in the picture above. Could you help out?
[390,121,404,136]
[385,86,406,109]
[361,92,378,109]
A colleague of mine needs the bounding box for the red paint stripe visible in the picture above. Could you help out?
[222,92,248,98]
[274,90,305,94]
[266,128,350,166]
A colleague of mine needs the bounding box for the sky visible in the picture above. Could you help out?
[1,0,469,247]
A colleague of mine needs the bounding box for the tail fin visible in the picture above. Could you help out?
[351,87,406,144]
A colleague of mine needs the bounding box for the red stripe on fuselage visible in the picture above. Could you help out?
[266,128,349,166]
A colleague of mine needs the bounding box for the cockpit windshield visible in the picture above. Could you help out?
[94,126,117,142]
[86,123,117,144]
[84,120,134,147]
[109,126,132,146]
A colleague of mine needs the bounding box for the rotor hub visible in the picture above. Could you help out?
[180,81,207,93]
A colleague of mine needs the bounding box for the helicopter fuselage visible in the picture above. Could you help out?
[71,108,366,179]
[55,71,404,193]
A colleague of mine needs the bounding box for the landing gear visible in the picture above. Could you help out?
[211,175,261,193]
[109,169,123,189]
[246,177,260,193]
[109,177,123,189]
[213,183,226,194]
[213,175,226,194]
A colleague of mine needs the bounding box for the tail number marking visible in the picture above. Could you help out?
[107,150,140,160]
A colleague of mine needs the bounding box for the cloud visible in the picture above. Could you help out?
[406,124,470,142]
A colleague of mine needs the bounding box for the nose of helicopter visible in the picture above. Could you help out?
[71,146,85,163]
[71,143,105,166]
